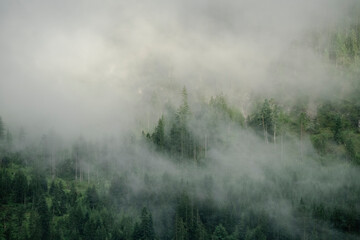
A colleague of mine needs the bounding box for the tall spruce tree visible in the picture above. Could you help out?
[13,171,28,204]
[36,195,51,240]
[140,207,155,240]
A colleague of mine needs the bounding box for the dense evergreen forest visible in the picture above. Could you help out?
[2,2,360,240]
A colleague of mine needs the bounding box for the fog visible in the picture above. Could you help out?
[0,0,353,138]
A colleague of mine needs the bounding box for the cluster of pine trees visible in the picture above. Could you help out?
[145,89,360,165]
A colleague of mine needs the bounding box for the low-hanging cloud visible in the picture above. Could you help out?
[0,0,354,138]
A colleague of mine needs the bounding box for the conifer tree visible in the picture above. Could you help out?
[212,224,228,240]
[140,207,155,240]
[36,195,51,240]
[13,171,28,204]
[151,116,165,150]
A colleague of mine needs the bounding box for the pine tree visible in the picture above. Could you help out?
[175,214,186,240]
[212,224,228,240]
[36,195,51,240]
[68,183,78,206]
[86,185,100,209]
[13,170,28,204]
[151,116,165,150]
[28,210,42,240]
[194,210,207,240]
[132,222,142,240]
[29,172,48,204]
[244,226,266,240]
[51,181,67,216]
[68,203,87,237]
[0,169,11,203]
[140,207,155,240]
[175,87,191,159]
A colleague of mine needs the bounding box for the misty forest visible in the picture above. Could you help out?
[1,1,360,240]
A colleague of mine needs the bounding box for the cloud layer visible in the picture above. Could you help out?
[0,0,352,137]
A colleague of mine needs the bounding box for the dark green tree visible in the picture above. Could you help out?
[68,203,87,238]
[109,175,128,206]
[28,210,42,240]
[28,172,47,203]
[138,207,155,240]
[245,226,266,240]
[0,169,11,203]
[68,183,78,206]
[51,181,67,216]
[12,170,28,204]
[212,224,228,240]
[36,195,51,240]
[175,214,186,240]
[85,185,100,209]
[151,116,165,150]
[132,222,142,240]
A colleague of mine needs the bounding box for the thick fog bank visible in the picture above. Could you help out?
[0,0,356,138]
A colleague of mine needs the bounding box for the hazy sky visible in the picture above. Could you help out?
[0,0,351,137]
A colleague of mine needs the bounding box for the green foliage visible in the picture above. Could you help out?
[328,23,360,67]
[85,185,100,209]
[151,116,165,150]
[244,226,266,240]
[248,99,283,143]
[56,158,75,180]
[12,170,28,204]
[132,222,142,240]
[68,202,87,237]
[29,210,42,240]
[0,169,12,203]
[175,214,186,240]
[109,175,129,206]
[133,207,156,240]
[174,192,208,240]
[145,90,247,163]
[145,87,204,161]
[140,207,156,240]
[342,131,360,163]
[36,195,51,240]
[209,95,245,126]
[29,171,48,203]
[212,224,228,240]
[310,129,333,155]
[50,180,67,216]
